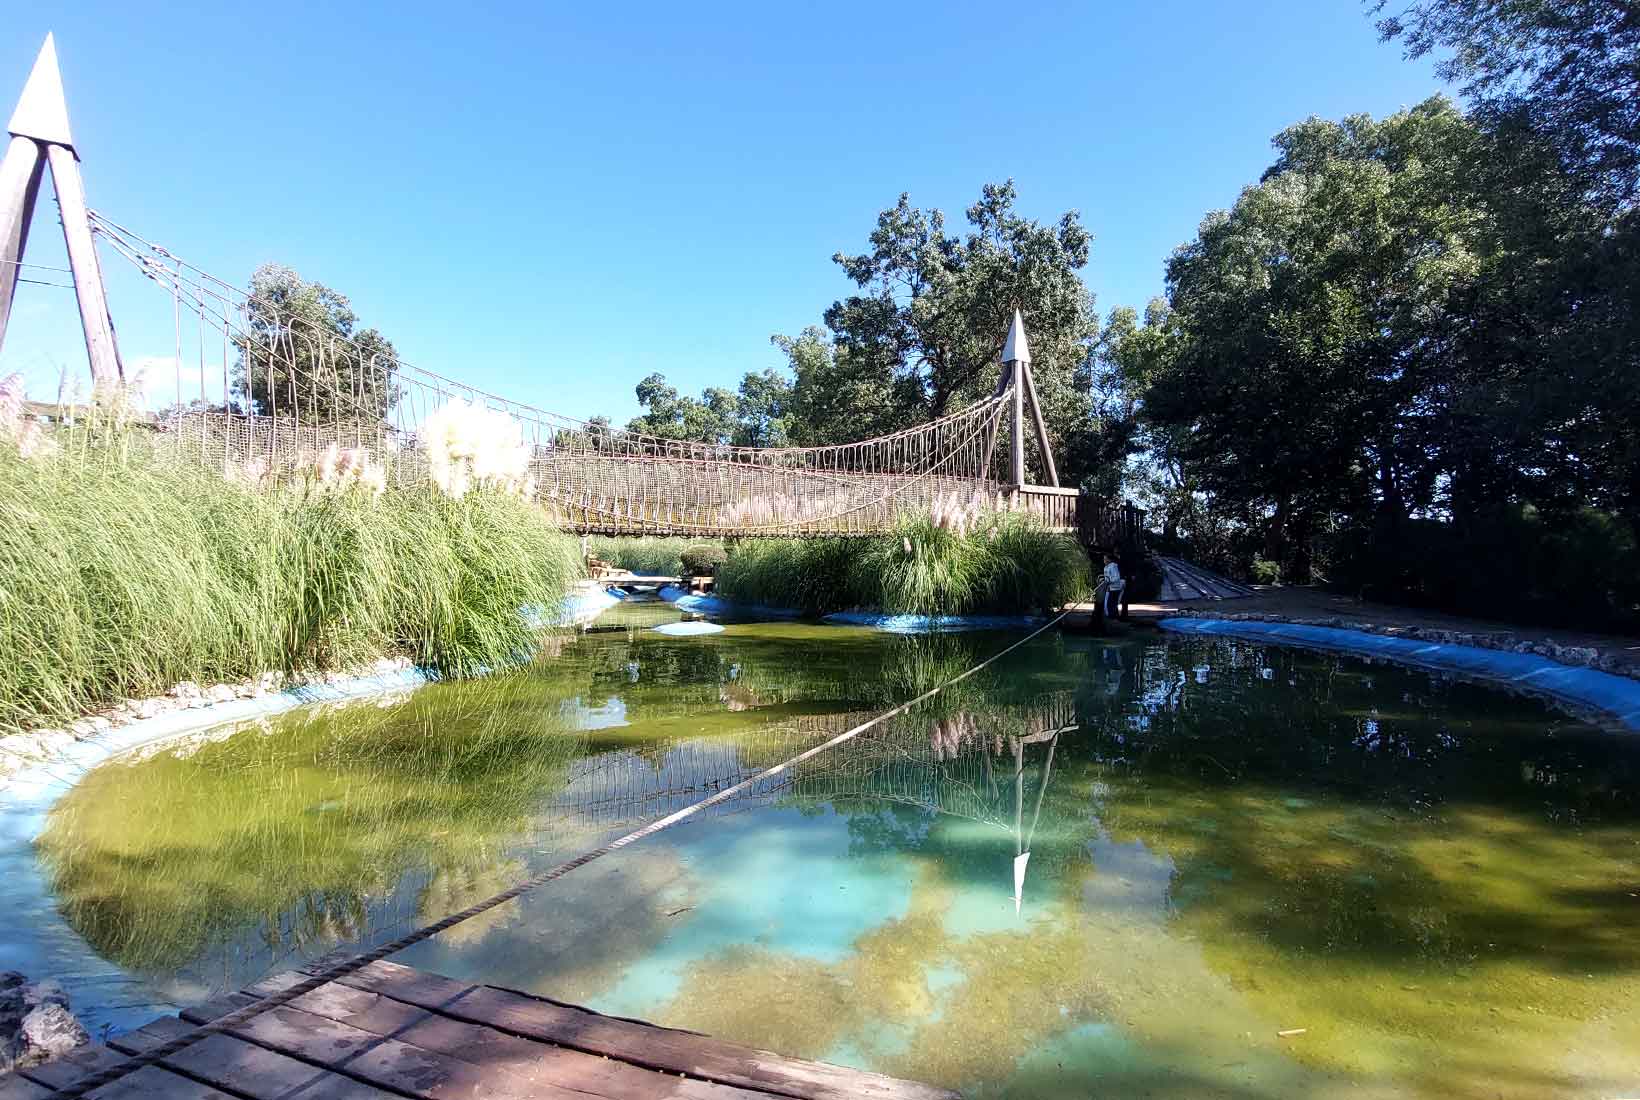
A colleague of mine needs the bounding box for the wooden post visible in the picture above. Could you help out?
[1021,362,1059,487]
[0,134,44,355]
[46,143,122,384]
[1,35,124,383]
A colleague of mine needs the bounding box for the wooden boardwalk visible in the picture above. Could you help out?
[0,960,957,1100]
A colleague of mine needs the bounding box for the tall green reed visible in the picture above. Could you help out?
[717,511,1090,617]
[0,436,582,733]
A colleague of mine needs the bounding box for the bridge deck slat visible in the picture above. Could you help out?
[250,978,767,1100]
[221,1004,595,1100]
[334,960,959,1100]
[0,1075,55,1100]
[82,1066,238,1100]
[110,1020,394,1100]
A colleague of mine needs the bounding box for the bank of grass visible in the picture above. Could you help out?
[717,512,1091,617]
[0,445,581,734]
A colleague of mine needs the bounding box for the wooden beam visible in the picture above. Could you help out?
[1009,361,1025,487]
[46,142,122,384]
[0,134,44,357]
[1020,362,1059,488]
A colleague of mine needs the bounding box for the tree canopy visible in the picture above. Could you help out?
[631,182,1102,483]
[235,264,398,422]
[1374,0,1640,207]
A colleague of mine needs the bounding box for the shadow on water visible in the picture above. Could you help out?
[22,616,1640,1097]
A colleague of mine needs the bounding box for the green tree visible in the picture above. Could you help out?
[732,368,793,447]
[626,373,739,443]
[821,181,1099,483]
[1373,0,1640,207]
[1094,300,1195,533]
[1143,99,1567,578]
[235,264,398,422]
[771,327,914,446]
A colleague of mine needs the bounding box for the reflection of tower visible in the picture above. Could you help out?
[1012,719,1072,915]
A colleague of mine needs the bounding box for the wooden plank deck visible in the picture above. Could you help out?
[2,961,958,1100]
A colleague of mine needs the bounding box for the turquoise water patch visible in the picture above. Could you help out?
[594,804,915,1016]
[973,1021,1142,1099]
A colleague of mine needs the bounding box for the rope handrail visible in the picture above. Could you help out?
[90,211,1012,469]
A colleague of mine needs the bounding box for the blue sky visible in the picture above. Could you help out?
[1,2,1448,422]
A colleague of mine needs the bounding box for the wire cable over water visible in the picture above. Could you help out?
[47,612,1068,1098]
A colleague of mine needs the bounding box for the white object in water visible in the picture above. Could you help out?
[651,621,725,637]
[1013,850,1031,914]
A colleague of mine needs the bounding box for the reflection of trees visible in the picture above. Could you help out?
[1080,638,1640,976]
[38,675,590,975]
[782,694,1081,897]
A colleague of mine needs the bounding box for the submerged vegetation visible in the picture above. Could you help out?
[717,511,1090,617]
[0,417,581,733]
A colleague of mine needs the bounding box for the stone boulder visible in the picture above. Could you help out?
[0,972,91,1072]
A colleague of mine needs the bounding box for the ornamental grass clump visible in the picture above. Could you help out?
[421,398,535,499]
[0,409,582,734]
[716,538,863,615]
[716,508,1090,618]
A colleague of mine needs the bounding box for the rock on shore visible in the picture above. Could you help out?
[0,972,91,1072]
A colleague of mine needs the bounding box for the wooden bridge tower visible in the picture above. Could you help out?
[0,34,123,383]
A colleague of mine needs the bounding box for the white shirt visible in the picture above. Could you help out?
[1102,561,1124,590]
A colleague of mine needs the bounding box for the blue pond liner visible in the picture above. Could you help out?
[657,587,1044,633]
[657,586,801,620]
[821,610,1046,634]
[1158,617,1640,731]
[523,587,621,630]
[650,621,726,637]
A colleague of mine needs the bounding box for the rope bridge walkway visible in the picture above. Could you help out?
[75,215,1091,538]
[3,33,1146,543]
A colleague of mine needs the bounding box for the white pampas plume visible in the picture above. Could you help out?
[421,399,532,499]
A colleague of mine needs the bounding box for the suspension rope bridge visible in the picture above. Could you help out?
[0,34,1140,542]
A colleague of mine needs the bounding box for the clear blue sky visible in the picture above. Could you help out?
[1,2,1448,422]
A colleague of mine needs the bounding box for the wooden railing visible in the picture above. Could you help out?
[1013,485,1146,547]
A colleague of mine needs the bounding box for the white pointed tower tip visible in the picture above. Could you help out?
[1001,309,1030,363]
[8,34,75,152]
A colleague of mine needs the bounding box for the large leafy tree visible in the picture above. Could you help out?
[624,368,795,447]
[770,327,916,446]
[1373,0,1640,207]
[1142,98,1583,577]
[626,373,739,443]
[235,264,398,422]
[817,181,1099,483]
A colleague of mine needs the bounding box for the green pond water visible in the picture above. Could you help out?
[26,600,1640,1098]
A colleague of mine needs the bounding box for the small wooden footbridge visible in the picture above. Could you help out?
[1,959,956,1100]
[0,37,1148,547]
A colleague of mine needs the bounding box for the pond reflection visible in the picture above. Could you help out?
[23,608,1640,1098]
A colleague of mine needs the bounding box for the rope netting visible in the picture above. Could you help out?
[90,213,1015,536]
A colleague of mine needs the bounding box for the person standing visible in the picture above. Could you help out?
[1101,553,1124,619]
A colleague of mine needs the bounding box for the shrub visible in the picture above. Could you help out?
[680,544,728,576]
[1250,557,1282,585]
[588,537,687,576]
[1324,505,1640,631]
[717,511,1090,617]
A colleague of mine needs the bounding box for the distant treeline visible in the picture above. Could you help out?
[626,2,1639,630]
